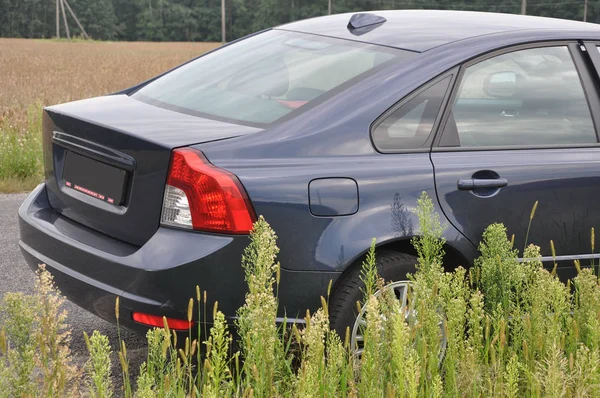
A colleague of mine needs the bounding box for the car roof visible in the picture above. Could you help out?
[279,10,600,52]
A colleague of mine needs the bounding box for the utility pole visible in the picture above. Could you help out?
[584,0,588,22]
[328,0,332,15]
[521,0,526,15]
[63,0,89,39]
[60,0,70,40]
[221,0,226,43]
[56,0,60,38]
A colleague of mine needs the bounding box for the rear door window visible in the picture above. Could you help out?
[441,46,597,147]
[133,30,414,126]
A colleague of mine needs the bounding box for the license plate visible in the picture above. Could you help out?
[62,151,127,205]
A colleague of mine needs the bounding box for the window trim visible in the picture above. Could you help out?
[432,40,600,152]
[369,67,458,154]
[568,42,600,142]
[580,41,600,137]
[582,42,600,81]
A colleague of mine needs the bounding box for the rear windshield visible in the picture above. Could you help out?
[133,30,414,126]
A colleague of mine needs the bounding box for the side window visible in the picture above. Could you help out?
[372,76,451,151]
[443,46,597,147]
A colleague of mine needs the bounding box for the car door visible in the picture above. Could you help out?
[431,43,600,278]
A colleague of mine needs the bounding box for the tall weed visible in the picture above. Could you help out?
[0,265,78,397]
[235,215,293,396]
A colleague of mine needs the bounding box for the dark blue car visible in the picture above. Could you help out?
[18,10,600,338]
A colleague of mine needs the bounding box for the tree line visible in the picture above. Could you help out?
[0,0,597,42]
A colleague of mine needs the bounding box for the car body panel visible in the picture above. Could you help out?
[431,148,600,275]
[46,95,260,147]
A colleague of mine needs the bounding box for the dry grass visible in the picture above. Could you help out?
[0,176,44,194]
[0,38,221,192]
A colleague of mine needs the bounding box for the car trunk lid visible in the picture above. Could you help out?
[43,94,260,246]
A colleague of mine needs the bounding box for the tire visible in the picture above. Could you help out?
[329,251,418,339]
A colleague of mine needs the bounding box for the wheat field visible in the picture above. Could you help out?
[0,38,220,192]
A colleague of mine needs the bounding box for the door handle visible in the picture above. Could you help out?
[457,178,508,190]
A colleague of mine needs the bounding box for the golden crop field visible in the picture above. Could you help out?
[0,38,220,192]
[0,38,220,124]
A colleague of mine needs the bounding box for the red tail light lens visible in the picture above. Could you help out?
[161,148,256,234]
[132,312,192,331]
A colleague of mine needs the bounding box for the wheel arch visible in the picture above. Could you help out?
[330,236,472,297]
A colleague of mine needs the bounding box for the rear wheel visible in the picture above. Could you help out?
[329,251,417,340]
[351,280,411,356]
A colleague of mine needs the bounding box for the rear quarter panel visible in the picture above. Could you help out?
[207,154,475,273]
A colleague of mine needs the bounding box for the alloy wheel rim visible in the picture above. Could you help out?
[351,280,411,357]
[350,280,447,363]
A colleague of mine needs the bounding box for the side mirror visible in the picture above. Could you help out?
[483,71,518,98]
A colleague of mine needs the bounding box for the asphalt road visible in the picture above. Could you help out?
[0,193,146,393]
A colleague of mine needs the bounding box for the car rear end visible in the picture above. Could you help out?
[18,93,262,332]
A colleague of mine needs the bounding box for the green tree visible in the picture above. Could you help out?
[69,0,118,40]
[112,0,142,40]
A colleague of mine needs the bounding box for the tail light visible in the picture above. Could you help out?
[161,148,256,234]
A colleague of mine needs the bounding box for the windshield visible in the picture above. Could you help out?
[133,30,414,126]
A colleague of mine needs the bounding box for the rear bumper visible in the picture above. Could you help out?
[18,184,251,334]
[19,184,336,335]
